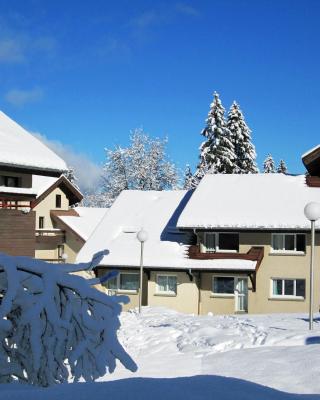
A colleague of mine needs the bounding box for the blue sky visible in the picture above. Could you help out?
[1,0,320,184]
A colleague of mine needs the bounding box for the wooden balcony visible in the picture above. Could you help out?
[188,245,264,267]
[35,229,65,245]
[306,175,320,187]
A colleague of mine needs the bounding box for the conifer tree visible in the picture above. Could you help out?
[263,154,276,173]
[183,164,195,189]
[195,92,236,183]
[277,159,288,174]
[227,101,258,173]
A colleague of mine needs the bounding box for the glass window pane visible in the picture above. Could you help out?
[107,276,117,290]
[284,280,294,295]
[157,276,167,292]
[273,279,282,295]
[205,233,216,252]
[213,277,234,294]
[284,235,295,251]
[272,235,283,250]
[296,280,305,297]
[120,274,139,290]
[168,276,177,293]
[296,235,306,252]
[219,233,239,251]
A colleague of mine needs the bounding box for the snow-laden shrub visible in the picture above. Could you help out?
[0,251,137,386]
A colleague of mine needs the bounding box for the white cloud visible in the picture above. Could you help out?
[0,38,25,63]
[5,87,43,106]
[32,132,102,193]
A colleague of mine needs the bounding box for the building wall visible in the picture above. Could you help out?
[34,187,69,229]
[0,209,36,256]
[0,170,32,188]
[148,270,199,314]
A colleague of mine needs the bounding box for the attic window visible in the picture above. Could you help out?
[4,176,19,187]
[56,194,62,208]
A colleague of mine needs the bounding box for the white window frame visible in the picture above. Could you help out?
[270,278,305,299]
[203,232,239,253]
[156,274,177,295]
[271,233,306,254]
[106,272,139,294]
[212,275,236,297]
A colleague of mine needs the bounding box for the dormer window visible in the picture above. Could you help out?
[55,194,62,208]
[202,232,239,253]
[4,176,19,187]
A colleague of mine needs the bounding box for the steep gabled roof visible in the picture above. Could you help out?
[32,175,83,207]
[0,111,67,176]
[177,173,320,230]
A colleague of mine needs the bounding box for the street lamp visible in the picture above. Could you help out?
[137,229,148,313]
[304,202,320,330]
[61,253,68,263]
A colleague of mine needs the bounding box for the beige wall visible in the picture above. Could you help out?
[148,270,199,314]
[34,187,69,229]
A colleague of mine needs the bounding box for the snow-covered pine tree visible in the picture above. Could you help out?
[183,164,196,189]
[227,101,258,174]
[195,92,236,184]
[277,159,288,174]
[0,251,136,386]
[263,154,276,173]
[98,129,178,206]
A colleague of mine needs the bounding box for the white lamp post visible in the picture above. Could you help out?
[61,253,68,264]
[137,229,148,314]
[304,202,320,330]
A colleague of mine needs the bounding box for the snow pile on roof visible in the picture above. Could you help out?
[76,190,257,271]
[59,207,109,241]
[0,111,67,173]
[32,175,59,196]
[177,173,320,230]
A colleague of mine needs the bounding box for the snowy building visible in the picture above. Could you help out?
[0,111,107,262]
[77,145,320,315]
[0,111,67,256]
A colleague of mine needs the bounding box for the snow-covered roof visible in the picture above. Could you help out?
[58,207,109,241]
[177,173,320,230]
[76,190,257,271]
[0,111,67,174]
[302,144,320,159]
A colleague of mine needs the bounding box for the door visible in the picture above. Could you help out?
[235,277,248,312]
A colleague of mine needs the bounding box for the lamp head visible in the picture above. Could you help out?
[304,202,320,222]
[61,253,68,261]
[137,229,148,243]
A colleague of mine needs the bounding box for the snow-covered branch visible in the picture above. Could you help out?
[0,252,137,386]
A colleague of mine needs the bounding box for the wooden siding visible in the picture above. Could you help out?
[306,175,320,187]
[188,245,264,266]
[0,209,36,256]
[302,146,320,176]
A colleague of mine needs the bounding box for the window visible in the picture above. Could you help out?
[271,233,306,253]
[56,194,62,208]
[203,232,239,253]
[106,272,139,292]
[4,176,19,187]
[58,245,64,259]
[271,279,305,298]
[212,276,235,295]
[39,216,45,229]
[156,274,177,295]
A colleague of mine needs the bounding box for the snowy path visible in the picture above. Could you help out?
[102,307,320,394]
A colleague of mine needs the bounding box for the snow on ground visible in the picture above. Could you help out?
[2,307,320,399]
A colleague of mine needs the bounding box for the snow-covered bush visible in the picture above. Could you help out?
[0,251,137,386]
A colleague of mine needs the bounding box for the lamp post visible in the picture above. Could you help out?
[137,229,148,314]
[304,202,320,330]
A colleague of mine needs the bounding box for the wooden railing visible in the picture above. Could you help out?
[0,199,33,209]
[306,175,320,187]
[188,245,264,268]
